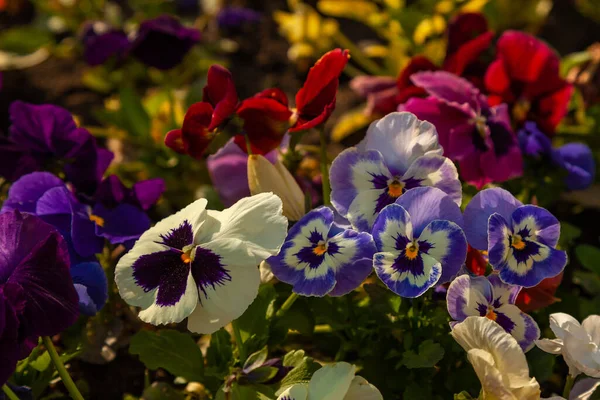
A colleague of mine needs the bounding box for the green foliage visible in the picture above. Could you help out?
[129,329,204,382]
[0,26,52,55]
[206,328,234,380]
[576,245,600,274]
[141,382,184,400]
[401,339,445,369]
[277,351,322,395]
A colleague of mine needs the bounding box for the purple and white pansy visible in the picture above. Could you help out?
[372,187,467,298]
[115,193,287,334]
[329,112,461,232]
[268,206,376,297]
[447,274,540,351]
[463,188,567,287]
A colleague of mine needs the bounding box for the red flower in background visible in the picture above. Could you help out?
[465,245,487,276]
[485,31,573,135]
[236,48,350,154]
[516,271,564,312]
[165,65,238,159]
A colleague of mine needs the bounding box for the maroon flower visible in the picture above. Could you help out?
[165,65,238,159]
[485,31,573,135]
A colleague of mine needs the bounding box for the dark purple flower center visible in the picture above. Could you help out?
[132,219,231,306]
[390,234,436,275]
[294,228,341,269]
[369,172,423,215]
[476,302,516,333]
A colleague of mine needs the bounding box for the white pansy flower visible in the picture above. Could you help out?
[536,313,600,378]
[115,193,288,334]
[452,317,541,400]
[277,362,382,400]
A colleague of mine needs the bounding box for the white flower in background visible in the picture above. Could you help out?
[277,362,382,400]
[536,313,600,378]
[115,193,288,334]
[452,317,541,400]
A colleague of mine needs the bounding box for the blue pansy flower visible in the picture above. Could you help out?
[372,187,467,298]
[447,274,540,351]
[329,112,461,232]
[268,207,376,297]
[463,187,567,287]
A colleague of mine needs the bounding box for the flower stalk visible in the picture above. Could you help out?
[276,293,299,318]
[42,336,85,400]
[563,374,575,398]
[2,385,19,400]
[319,127,331,206]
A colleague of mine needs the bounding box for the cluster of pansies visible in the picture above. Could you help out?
[0,5,599,400]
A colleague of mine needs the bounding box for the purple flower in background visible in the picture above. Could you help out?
[130,15,200,70]
[463,188,567,287]
[0,101,113,195]
[401,71,522,188]
[92,175,164,246]
[447,274,540,351]
[0,211,79,386]
[217,7,261,29]
[71,261,108,316]
[329,112,461,232]
[268,206,376,297]
[372,187,467,297]
[519,122,595,190]
[81,22,130,66]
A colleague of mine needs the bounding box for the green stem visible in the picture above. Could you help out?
[42,336,85,400]
[276,293,299,318]
[166,86,177,130]
[231,320,247,363]
[319,128,331,206]
[2,384,19,400]
[563,374,576,398]
[244,134,253,155]
[333,31,386,76]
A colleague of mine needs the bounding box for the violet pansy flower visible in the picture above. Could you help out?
[372,187,467,297]
[330,112,461,232]
[115,193,287,334]
[0,211,79,386]
[0,101,113,195]
[447,274,540,351]
[401,71,522,188]
[268,207,376,297]
[81,22,130,66]
[130,15,200,70]
[463,188,567,287]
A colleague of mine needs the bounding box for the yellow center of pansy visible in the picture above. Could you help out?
[388,180,404,198]
[89,214,105,227]
[485,306,497,321]
[313,242,328,256]
[181,251,192,264]
[511,235,526,250]
[513,98,531,122]
[405,242,419,260]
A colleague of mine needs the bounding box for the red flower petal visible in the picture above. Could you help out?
[484,59,513,105]
[465,245,487,276]
[165,102,215,159]
[202,64,238,131]
[444,31,493,76]
[446,13,489,57]
[292,48,349,131]
[535,83,574,134]
[237,93,293,154]
[164,129,186,154]
[516,271,563,312]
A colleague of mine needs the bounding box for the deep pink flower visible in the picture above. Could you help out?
[401,71,522,188]
[485,31,573,135]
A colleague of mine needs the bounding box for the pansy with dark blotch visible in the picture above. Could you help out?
[330,112,461,232]
[0,101,113,195]
[372,187,467,298]
[92,175,165,246]
[268,207,376,297]
[447,274,540,351]
[165,65,238,159]
[463,188,567,287]
[519,122,595,191]
[81,21,130,66]
[115,193,287,333]
[0,211,79,386]
[401,71,523,188]
[130,15,200,70]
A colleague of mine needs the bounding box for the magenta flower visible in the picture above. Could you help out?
[401,71,522,188]
[0,211,79,385]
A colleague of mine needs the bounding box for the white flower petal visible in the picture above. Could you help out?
[357,112,442,175]
[277,384,309,400]
[535,339,564,354]
[582,316,600,345]
[466,348,517,400]
[197,193,288,263]
[308,362,356,400]
[343,376,383,400]
[564,332,600,378]
[137,272,199,325]
[186,265,260,334]
[550,313,586,341]
[140,198,208,244]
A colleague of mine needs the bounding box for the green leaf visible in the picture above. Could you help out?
[0,26,53,55]
[215,384,259,400]
[129,329,204,382]
[401,340,445,369]
[576,245,600,274]
[243,346,269,372]
[403,382,432,399]
[206,328,233,379]
[282,350,306,368]
[277,357,321,394]
[119,86,151,138]
[454,391,476,400]
[30,351,51,372]
[244,366,279,384]
[560,222,582,248]
[526,346,555,383]
[236,285,276,342]
[276,298,315,336]
[141,382,184,400]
